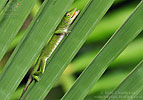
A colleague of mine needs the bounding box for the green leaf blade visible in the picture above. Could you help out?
[133,89,143,100]
[0,0,8,12]
[106,60,143,100]
[62,1,143,100]
[0,0,37,60]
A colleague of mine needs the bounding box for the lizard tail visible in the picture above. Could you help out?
[19,77,32,100]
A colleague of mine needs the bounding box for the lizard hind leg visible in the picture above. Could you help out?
[32,67,42,81]
[32,74,40,82]
[32,58,46,81]
[40,58,47,73]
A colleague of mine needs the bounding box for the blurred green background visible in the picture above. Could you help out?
[0,0,142,99]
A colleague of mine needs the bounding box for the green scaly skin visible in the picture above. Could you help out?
[19,8,79,99]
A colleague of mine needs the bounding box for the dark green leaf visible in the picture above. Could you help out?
[22,0,115,100]
[0,0,74,99]
[62,1,143,100]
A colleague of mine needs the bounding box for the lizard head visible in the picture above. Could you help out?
[55,8,79,34]
[63,8,79,26]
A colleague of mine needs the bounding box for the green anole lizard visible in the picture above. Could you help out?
[19,8,79,99]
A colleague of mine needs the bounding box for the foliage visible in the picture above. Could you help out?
[0,0,142,100]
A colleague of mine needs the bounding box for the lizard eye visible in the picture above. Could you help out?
[67,13,70,17]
